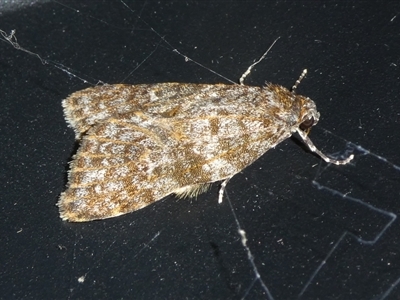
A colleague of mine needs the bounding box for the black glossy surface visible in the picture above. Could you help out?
[1,1,400,299]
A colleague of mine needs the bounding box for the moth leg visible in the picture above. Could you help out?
[218,176,233,204]
[291,69,308,94]
[296,129,354,165]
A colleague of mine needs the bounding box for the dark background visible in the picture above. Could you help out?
[1,1,400,299]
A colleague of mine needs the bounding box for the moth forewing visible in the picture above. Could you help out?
[59,83,353,222]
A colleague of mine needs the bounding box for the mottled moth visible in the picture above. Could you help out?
[58,71,353,222]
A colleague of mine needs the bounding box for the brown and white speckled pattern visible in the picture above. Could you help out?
[58,82,320,222]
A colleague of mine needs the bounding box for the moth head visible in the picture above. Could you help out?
[297,96,320,133]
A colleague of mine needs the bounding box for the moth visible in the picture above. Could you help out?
[58,70,353,222]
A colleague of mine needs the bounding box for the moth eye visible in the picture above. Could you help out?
[300,117,315,131]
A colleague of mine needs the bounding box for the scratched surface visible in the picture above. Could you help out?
[1,1,400,299]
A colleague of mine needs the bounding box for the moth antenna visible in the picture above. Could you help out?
[239,37,280,85]
[292,69,307,94]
